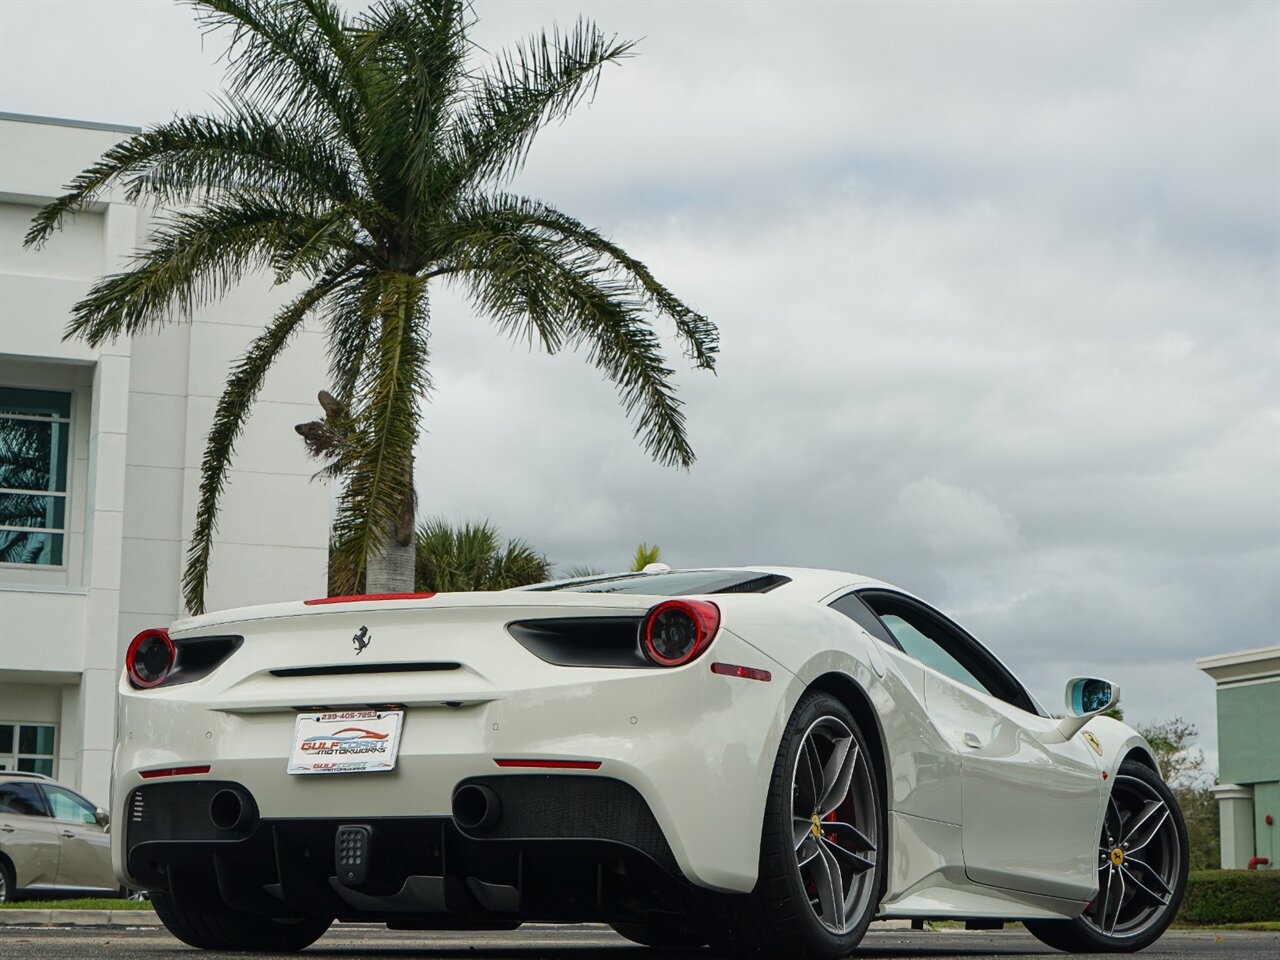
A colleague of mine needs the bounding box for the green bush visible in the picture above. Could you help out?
[1178,870,1280,924]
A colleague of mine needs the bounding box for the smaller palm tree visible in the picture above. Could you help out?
[631,542,660,571]
[415,518,550,592]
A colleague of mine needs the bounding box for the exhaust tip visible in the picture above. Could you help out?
[209,788,257,832]
[452,783,501,830]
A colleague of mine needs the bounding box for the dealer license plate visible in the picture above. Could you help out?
[287,709,404,775]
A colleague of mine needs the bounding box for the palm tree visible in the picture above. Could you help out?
[415,518,549,592]
[24,0,717,614]
[631,542,660,571]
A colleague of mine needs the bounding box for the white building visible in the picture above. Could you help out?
[0,113,331,805]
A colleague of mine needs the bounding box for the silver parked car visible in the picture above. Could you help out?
[0,771,115,900]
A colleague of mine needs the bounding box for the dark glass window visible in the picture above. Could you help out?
[857,591,1039,714]
[0,722,56,777]
[829,593,899,647]
[0,386,71,566]
[0,782,48,817]
[532,570,789,596]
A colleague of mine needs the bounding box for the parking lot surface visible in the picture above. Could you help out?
[0,924,1275,959]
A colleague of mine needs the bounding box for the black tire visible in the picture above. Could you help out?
[713,691,886,959]
[0,858,15,903]
[151,891,332,952]
[610,920,712,949]
[1026,760,1188,953]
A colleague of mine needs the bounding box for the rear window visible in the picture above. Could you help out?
[530,570,790,596]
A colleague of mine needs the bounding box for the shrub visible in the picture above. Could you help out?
[1178,870,1280,924]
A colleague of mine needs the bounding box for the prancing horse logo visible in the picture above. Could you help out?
[352,626,370,655]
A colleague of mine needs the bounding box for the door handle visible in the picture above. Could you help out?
[0,824,14,833]
[60,831,75,839]
[962,731,984,749]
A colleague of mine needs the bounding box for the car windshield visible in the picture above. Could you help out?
[528,570,789,595]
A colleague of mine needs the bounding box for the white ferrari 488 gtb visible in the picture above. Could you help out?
[113,567,1187,956]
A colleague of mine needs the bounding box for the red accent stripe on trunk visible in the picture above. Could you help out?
[304,593,436,605]
[493,759,602,770]
[139,765,211,779]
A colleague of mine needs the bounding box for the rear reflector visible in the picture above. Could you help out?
[304,593,436,605]
[494,759,602,770]
[711,661,772,682]
[139,765,211,779]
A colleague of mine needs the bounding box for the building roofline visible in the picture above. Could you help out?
[0,111,142,134]
[1196,645,1280,685]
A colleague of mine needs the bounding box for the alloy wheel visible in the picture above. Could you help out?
[790,715,878,935]
[1085,773,1181,938]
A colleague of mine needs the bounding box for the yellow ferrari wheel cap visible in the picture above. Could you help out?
[1110,847,1125,866]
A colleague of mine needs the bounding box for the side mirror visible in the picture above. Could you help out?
[95,807,110,829]
[1056,677,1120,739]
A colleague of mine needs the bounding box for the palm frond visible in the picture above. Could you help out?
[24,111,362,249]
[351,0,469,221]
[65,194,359,346]
[445,213,696,468]
[439,19,634,201]
[182,272,351,614]
[193,1,359,133]
[414,516,550,592]
[321,275,386,406]
[517,200,718,370]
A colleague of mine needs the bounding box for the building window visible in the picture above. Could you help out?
[0,386,71,566]
[0,723,56,776]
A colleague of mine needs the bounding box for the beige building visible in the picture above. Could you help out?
[0,112,331,805]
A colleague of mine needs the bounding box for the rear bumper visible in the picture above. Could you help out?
[123,776,692,923]
[111,628,795,896]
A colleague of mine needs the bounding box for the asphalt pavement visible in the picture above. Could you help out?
[0,924,1275,960]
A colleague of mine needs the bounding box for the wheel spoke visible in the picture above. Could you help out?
[822,835,875,874]
[813,841,847,932]
[1105,795,1124,841]
[1105,865,1126,935]
[827,820,876,853]
[796,834,821,867]
[1095,863,1115,932]
[1119,800,1166,847]
[797,736,823,811]
[1120,864,1169,907]
[1126,856,1173,896]
[818,736,855,816]
[1125,807,1171,855]
[794,816,814,850]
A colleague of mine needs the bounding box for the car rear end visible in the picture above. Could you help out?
[112,581,794,927]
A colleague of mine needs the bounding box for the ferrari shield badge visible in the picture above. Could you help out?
[1082,731,1103,755]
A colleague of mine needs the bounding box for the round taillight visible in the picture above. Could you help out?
[126,628,175,689]
[640,600,721,667]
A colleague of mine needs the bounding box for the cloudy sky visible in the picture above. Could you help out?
[2,0,1276,765]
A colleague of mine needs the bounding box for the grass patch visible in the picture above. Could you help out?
[0,898,153,910]
[1174,921,1280,932]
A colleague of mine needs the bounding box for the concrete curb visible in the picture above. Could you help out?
[0,909,161,927]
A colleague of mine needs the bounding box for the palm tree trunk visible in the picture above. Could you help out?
[364,454,416,594]
[365,537,415,592]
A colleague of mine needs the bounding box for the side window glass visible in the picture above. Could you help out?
[43,785,97,824]
[829,593,898,648]
[0,782,48,817]
[877,613,991,696]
